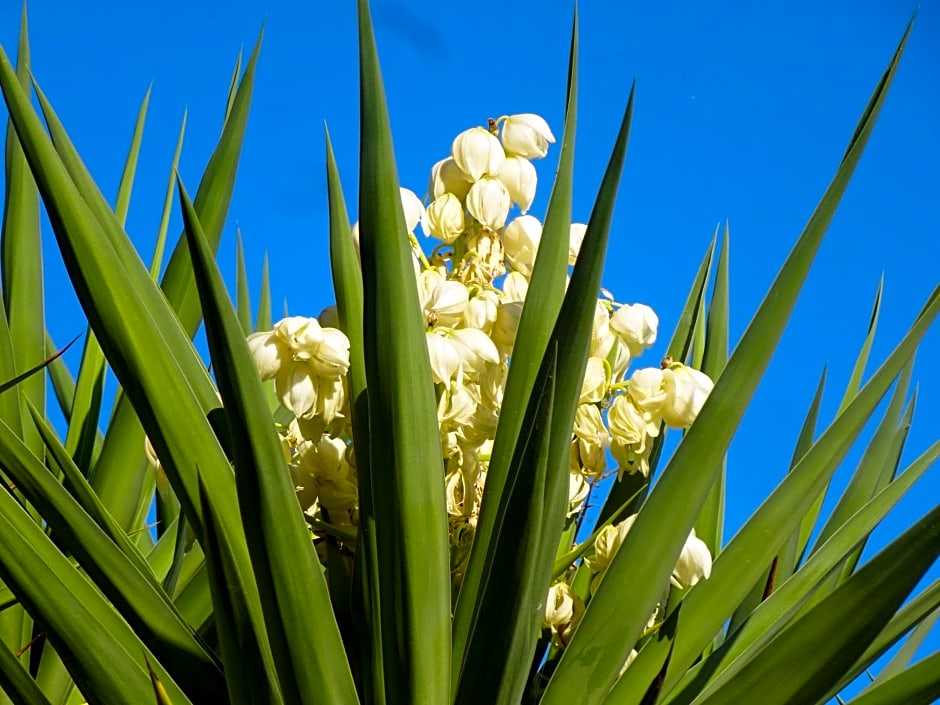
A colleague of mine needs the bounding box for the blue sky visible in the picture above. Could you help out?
[2,0,938,698]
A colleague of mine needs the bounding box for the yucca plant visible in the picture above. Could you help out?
[0,1,937,704]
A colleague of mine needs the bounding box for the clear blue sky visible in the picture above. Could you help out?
[2,0,938,698]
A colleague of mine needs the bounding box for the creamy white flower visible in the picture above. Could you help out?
[400,187,428,236]
[497,155,537,213]
[661,365,714,428]
[492,301,523,354]
[305,328,351,377]
[298,434,349,483]
[247,330,287,380]
[452,126,505,181]
[315,374,346,424]
[449,328,501,377]
[426,332,461,384]
[627,367,667,416]
[277,363,318,419]
[419,271,469,327]
[503,214,542,275]
[429,156,472,200]
[587,515,638,574]
[438,383,477,427]
[542,582,582,640]
[427,193,465,243]
[568,222,587,265]
[463,290,499,333]
[610,303,658,357]
[466,176,511,231]
[672,528,713,588]
[501,113,556,159]
[577,357,606,404]
[568,471,589,516]
[501,272,529,304]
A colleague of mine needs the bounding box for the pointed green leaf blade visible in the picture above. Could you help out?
[179,176,359,705]
[542,23,916,705]
[356,1,451,702]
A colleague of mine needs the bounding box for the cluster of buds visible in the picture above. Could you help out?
[144,111,718,625]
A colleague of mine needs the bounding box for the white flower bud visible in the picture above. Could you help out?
[587,515,637,574]
[426,332,461,384]
[672,528,713,588]
[568,471,589,516]
[452,126,505,181]
[276,363,318,419]
[466,176,511,231]
[568,223,587,265]
[503,214,542,275]
[420,273,470,327]
[610,303,658,357]
[298,434,349,483]
[492,301,523,353]
[579,356,608,404]
[449,328,501,377]
[497,155,537,213]
[399,187,428,236]
[463,290,499,333]
[661,365,714,429]
[542,582,582,633]
[429,156,472,200]
[426,193,465,243]
[247,330,286,380]
[501,271,529,303]
[501,113,555,159]
[627,367,667,416]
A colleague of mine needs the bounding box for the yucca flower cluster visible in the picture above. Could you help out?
[240,113,716,604]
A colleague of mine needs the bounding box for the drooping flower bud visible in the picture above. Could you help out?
[661,364,714,428]
[627,367,667,416]
[429,156,472,200]
[672,528,713,588]
[501,113,555,159]
[452,126,505,181]
[569,222,587,264]
[610,303,658,357]
[466,176,511,231]
[399,187,428,236]
[427,193,466,243]
[503,214,542,275]
[497,155,537,212]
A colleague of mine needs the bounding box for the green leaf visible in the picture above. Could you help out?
[658,439,940,705]
[543,23,915,705]
[775,364,828,585]
[452,10,578,682]
[797,277,884,557]
[150,109,187,280]
[873,605,940,684]
[0,476,193,705]
[325,126,380,704]
[196,477,277,705]
[89,34,259,529]
[696,223,730,557]
[0,638,52,705]
[256,253,271,332]
[179,175,359,705]
[356,1,450,702]
[691,503,940,705]
[596,233,716,526]
[828,576,940,697]
[846,651,940,705]
[235,228,252,334]
[1,4,43,457]
[453,345,557,705]
[0,412,225,702]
